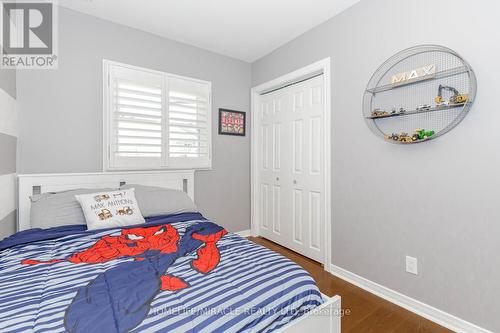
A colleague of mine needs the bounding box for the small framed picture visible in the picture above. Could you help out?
[218,109,246,136]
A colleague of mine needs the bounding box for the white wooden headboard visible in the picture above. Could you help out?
[17,170,195,231]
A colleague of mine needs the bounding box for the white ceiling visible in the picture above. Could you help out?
[59,0,360,63]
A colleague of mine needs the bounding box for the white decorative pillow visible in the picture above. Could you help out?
[75,189,145,230]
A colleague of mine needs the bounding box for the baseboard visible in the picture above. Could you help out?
[235,229,252,237]
[330,264,492,333]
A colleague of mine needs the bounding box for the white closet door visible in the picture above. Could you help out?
[258,75,325,263]
[258,89,288,245]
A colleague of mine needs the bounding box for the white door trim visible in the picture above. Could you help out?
[251,58,332,272]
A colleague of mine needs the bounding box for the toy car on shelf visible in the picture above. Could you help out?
[371,108,390,117]
[385,132,411,142]
[385,128,435,143]
[398,133,414,143]
[435,85,469,107]
[388,107,407,114]
[373,107,407,118]
[384,133,399,141]
[412,128,435,141]
[416,104,431,111]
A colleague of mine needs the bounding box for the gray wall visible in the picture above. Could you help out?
[17,8,251,232]
[0,69,17,240]
[0,212,16,240]
[252,0,500,331]
[0,133,16,175]
[0,69,16,99]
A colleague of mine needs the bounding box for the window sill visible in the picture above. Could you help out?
[104,166,213,172]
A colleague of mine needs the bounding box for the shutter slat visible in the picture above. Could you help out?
[170,104,207,111]
[170,124,207,130]
[115,95,162,104]
[117,146,161,152]
[171,152,208,156]
[116,103,161,112]
[117,118,161,125]
[170,118,207,128]
[116,79,161,94]
[117,87,162,98]
[115,107,162,117]
[169,117,206,124]
[171,151,208,155]
[117,114,162,123]
[116,111,162,119]
[116,143,162,147]
[118,134,161,140]
[169,110,207,117]
[169,138,207,143]
[169,143,207,148]
[116,152,161,157]
[169,131,206,136]
[170,97,207,105]
[118,130,162,137]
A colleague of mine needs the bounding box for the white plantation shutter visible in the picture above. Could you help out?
[104,61,211,170]
[107,65,165,169]
[168,77,211,168]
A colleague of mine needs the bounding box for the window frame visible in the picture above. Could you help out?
[103,59,212,171]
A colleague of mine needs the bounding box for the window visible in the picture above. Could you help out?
[103,60,211,170]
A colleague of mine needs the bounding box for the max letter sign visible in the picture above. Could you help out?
[391,64,436,85]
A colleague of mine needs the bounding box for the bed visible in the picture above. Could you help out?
[0,171,340,333]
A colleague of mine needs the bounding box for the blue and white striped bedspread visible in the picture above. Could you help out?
[0,214,323,333]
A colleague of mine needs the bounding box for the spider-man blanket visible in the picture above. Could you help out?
[0,214,323,333]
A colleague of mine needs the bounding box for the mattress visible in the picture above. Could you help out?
[0,213,323,333]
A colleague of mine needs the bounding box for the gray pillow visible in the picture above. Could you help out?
[120,184,197,218]
[30,188,115,229]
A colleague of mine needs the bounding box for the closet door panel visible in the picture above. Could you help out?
[258,92,288,243]
[286,75,325,263]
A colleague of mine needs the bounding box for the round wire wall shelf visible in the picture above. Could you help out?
[363,45,476,144]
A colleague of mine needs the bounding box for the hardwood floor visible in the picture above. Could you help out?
[248,237,452,333]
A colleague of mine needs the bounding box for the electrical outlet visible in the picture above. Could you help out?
[405,256,418,275]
